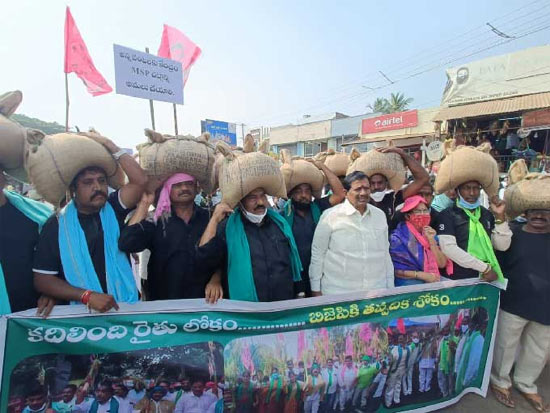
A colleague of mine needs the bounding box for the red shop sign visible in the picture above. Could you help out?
[362,109,418,134]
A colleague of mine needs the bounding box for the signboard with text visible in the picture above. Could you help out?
[113,44,183,104]
[201,119,237,146]
[362,110,418,134]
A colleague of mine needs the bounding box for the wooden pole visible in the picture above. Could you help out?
[145,47,156,130]
[173,103,179,135]
[65,73,70,132]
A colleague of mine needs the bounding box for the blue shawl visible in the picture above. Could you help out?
[58,200,138,304]
[389,222,425,286]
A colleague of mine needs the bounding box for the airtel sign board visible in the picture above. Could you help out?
[361,110,418,134]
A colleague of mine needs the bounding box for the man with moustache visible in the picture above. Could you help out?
[281,159,345,297]
[119,173,220,302]
[33,134,147,313]
[491,207,550,411]
[309,171,394,296]
[197,187,302,302]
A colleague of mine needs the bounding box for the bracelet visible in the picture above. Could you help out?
[80,290,93,305]
[112,149,128,161]
[482,264,491,275]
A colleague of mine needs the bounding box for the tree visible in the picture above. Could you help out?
[385,92,413,113]
[367,93,414,114]
[11,113,65,135]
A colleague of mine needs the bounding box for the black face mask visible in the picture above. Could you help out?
[293,200,310,211]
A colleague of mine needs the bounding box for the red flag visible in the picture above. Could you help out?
[397,318,406,335]
[157,24,202,85]
[455,313,464,330]
[64,7,112,96]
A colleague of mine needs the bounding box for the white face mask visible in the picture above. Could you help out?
[461,325,469,333]
[412,338,420,344]
[241,205,267,224]
[370,189,392,203]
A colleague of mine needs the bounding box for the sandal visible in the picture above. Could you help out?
[491,383,515,408]
[517,391,550,413]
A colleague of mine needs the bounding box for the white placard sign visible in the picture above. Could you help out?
[426,140,445,161]
[113,44,183,104]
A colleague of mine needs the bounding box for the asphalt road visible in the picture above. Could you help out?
[442,364,550,412]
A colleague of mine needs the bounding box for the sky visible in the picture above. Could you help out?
[1,0,550,149]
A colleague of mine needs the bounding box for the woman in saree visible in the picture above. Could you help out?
[389,195,451,286]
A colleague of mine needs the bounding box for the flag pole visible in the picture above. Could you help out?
[145,47,156,130]
[65,72,70,132]
[173,103,179,135]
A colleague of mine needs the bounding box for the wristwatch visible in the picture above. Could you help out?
[112,149,128,161]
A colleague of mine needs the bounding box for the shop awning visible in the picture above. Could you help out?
[432,92,550,121]
[342,133,432,147]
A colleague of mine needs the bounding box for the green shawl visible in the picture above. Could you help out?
[226,208,302,302]
[455,330,481,394]
[458,204,505,282]
[282,199,321,227]
[90,398,118,413]
[266,377,283,403]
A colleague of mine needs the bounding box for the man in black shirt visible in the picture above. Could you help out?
[118,173,218,302]
[0,172,55,316]
[281,159,345,297]
[491,208,550,410]
[33,133,147,314]
[436,180,510,281]
[197,187,301,302]
[369,147,429,224]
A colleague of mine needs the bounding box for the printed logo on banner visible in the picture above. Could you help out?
[361,110,418,134]
[113,44,184,104]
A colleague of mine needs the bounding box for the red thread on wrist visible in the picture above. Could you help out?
[80,290,93,305]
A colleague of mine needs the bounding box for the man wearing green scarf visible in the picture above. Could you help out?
[281,160,345,297]
[437,180,512,282]
[0,172,55,317]
[198,187,302,302]
[436,325,458,398]
[73,380,132,412]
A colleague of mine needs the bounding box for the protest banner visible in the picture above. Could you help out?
[0,279,499,412]
[113,44,184,104]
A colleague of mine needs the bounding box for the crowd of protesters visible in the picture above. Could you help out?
[1,119,548,413]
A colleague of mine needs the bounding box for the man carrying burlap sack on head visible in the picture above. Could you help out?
[279,150,345,297]
[33,132,148,314]
[196,144,302,302]
[490,173,550,413]
[434,146,511,282]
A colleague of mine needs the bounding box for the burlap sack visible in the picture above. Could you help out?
[26,132,125,205]
[507,158,529,185]
[504,173,550,218]
[315,149,350,177]
[435,144,499,196]
[280,149,325,198]
[346,149,406,191]
[217,141,286,207]
[0,90,28,182]
[137,129,216,193]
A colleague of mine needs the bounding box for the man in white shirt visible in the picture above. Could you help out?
[310,171,394,296]
[73,380,132,413]
[175,379,217,413]
[337,355,357,411]
[385,334,410,408]
[321,358,339,412]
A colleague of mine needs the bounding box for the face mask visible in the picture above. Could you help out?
[370,190,390,203]
[271,373,279,380]
[461,325,469,333]
[124,381,134,388]
[409,213,431,229]
[240,204,267,224]
[515,216,527,223]
[457,193,480,210]
[412,338,420,344]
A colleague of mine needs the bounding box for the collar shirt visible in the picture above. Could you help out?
[73,397,132,413]
[309,200,394,295]
[321,368,339,394]
[175,392,218,413]
[338,366,357,389]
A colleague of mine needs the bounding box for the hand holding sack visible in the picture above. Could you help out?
[314,149,350,177]
[26,131,125,206]
[504,173,550,218]
[280,149,325,198]
[435,143,500,197]
[216,141,286,208]
[0,90,28,182]
[346,148,406,191]
[137,128,216,193]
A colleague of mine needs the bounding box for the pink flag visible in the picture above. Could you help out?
[64,7,112,96]
[397,318,406,335]
[297,331,306,359]
[320,328,329,354]
[241,344,253,373]
[157,24,202,85]
[345,334,354,357]
[455,312,464,330]
[359,324,372,342]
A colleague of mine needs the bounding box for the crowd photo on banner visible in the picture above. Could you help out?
[1,4,550,413]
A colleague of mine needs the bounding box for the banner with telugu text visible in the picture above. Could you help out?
[0,279,499,412]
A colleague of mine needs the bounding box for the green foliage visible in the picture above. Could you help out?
[11,113,65,135]
[368,92,414,114]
